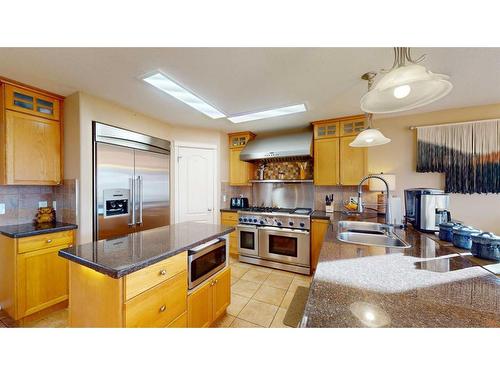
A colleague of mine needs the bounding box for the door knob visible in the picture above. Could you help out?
[208,208,212,212]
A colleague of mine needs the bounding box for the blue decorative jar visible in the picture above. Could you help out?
[452,226,480,250]
[471,232,500,261]
[438,222,460,242]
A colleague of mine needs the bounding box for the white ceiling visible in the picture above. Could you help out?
[1,48,499,134]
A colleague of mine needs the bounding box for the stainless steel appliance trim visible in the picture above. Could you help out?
[249,179,314,183]
[94,121,171,154]
[188,239,227,290]
[238,255,310,275]
[237,211,311,219]
[259,227,310,266]
[259,226,310,234]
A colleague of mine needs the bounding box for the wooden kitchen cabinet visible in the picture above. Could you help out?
[310,219,330,273]
[313,137,339,186]
[228,131,255,186]
[339,135,367,186]
[187,267,231,327]
[68,251,188,328]
[312,115,367,186]
[221,212,238,255]
[0,230,74,325]
[0,78,64,185]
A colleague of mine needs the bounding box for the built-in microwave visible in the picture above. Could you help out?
[188,238,227,290]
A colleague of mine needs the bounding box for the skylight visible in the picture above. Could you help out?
[142,72,226,119]
[227,104,307,123]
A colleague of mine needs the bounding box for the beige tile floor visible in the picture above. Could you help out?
[0,255,311,328]
[212,255,312,328]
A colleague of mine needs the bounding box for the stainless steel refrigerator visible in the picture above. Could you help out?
[93,122,170,241]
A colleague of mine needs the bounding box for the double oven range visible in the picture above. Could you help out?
[237,207,312,275]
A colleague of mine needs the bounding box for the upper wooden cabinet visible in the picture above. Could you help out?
[228,131,255,186]
[0,78,64,185]
[312,115,367,186]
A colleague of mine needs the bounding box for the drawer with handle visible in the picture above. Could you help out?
[221,212,238,222]
[124,252,187,300]
[125,271,187,328]
[17,230,74,254]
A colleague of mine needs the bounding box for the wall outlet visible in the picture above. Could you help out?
[222,194,227,203]
[38,201,48,208]
[0,203,5,215]
[52,201,57,210]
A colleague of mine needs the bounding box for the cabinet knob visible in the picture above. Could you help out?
[46,239,52,243]
[159,305,166,313]
[159,269,167,276]
[214,279,218,284]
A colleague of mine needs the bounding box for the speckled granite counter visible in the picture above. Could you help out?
[220,208,239,213]
[59,222,234,278]
[301,213,500,328]
[0,221,78,238]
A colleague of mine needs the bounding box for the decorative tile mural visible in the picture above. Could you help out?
[254,160,313,180]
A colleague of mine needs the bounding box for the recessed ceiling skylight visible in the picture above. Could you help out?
[227,103,307,123]
[142,72,226,119]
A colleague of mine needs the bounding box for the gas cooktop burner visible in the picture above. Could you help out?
[239,207,312,216]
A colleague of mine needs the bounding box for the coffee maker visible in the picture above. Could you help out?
[404,188,451,232]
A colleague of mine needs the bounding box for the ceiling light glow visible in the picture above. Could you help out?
[142,72,226,119]
[227,104,307,124]
[393,84,411,99]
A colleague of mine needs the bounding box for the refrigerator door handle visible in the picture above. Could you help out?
[137,175,143,225]
[129,178,135,226]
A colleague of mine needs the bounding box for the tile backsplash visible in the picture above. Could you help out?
[254,160,313,180]
[0,179,78,226]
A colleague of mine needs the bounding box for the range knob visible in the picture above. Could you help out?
[239,218,243,222]
[299,222,305,228]
[253,218,258,223]
[276,221,282,227]
[243,218,248,222]
[259,220,264,225]
[289,221,294,226]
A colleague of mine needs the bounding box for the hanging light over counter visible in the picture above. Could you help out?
[360,48,453,114]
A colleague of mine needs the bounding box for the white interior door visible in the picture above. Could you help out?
[177,146,215,224]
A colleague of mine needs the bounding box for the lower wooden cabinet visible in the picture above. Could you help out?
[0,230,74,324]
[221,212,238,255]
[311,219,330,273]
[187,267,231,327]
[68,252,188,328]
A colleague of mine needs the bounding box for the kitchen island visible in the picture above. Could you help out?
[59,222,234,328]
[302,213,500,328]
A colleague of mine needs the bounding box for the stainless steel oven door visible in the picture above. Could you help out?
[237,224,259,257]
[259,227,310,266]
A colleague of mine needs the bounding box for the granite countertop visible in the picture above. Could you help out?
[59,222,234,278]
[0,221,78,238]
[302,213,500,328]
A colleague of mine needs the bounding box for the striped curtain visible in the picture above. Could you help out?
[416,120,500,194]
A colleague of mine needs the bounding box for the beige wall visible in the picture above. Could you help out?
[64,92,227,244]
[369,102,500,233]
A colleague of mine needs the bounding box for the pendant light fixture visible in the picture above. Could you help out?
[360,47,453,114]
[350,73,391,148]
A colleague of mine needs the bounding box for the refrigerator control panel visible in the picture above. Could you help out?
[103,189,129,217]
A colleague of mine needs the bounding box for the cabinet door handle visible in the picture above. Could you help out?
[46,239,52,243]
[214,279,218,284]
[159,269,167,276]
[159,305,166,313]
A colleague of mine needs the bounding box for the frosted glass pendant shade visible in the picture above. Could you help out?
[360,64,453,113]
[349,128,391,147]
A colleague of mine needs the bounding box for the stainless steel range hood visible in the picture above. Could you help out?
[239,131,313,162]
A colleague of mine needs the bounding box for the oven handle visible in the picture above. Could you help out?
[236,224,258,230]
[260,226,310,235]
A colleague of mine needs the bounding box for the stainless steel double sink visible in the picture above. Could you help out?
[337,221,411,248]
